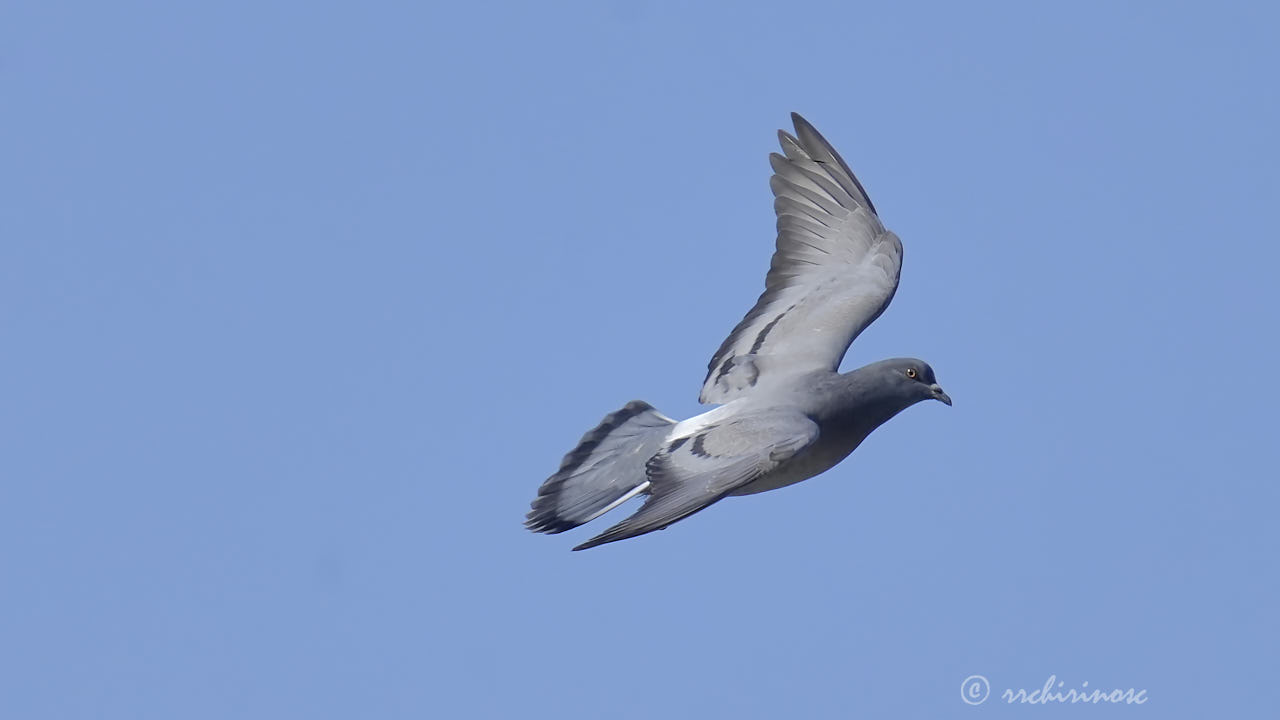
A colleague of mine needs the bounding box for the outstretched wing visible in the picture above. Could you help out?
[573,410,819,550]
[700,113,903,405]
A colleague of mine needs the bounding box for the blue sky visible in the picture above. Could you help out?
[2,1,1277,717]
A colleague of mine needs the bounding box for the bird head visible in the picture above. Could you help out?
[879,358,952,407]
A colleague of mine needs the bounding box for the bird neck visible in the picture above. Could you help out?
[821,367,917,430]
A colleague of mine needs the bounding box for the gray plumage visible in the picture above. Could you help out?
[526,113,951,551]
[526,402,675,534]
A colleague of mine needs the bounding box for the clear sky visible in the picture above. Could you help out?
[3,1,1276,718]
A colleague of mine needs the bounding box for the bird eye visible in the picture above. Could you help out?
[905,368,917,379]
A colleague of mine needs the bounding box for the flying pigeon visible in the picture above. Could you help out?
[526,113,951,550]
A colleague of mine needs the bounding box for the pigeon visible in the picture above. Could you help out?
[526,113,950,551]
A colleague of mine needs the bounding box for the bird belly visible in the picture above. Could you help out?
[728,431,863,496]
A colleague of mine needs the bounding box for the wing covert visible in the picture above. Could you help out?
[572,411,819,550]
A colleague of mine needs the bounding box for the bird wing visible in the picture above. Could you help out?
[700,113,902,405]
[573,410,819,550]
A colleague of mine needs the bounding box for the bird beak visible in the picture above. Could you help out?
[929,384,952,406]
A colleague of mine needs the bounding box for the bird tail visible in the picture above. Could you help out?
[525,401,675,534]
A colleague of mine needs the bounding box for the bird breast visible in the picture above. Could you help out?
[727,422,870,496]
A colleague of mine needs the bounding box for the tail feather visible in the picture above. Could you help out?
[526,401,675,534]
